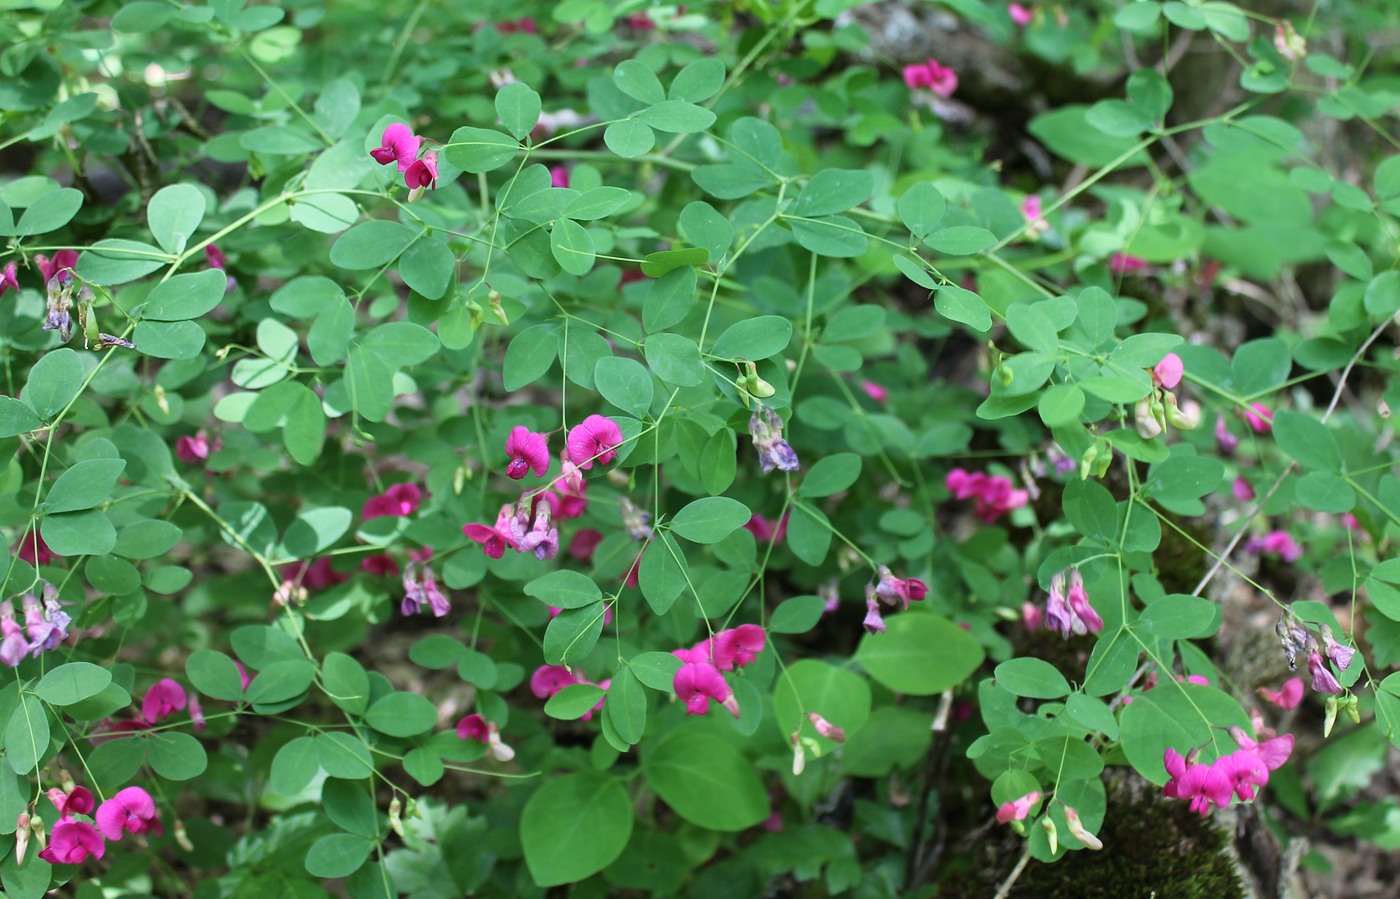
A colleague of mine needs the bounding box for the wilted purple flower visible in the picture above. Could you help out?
[1320,625,1355,671]
[0,602,29,667]
[97,333,135,349]
[1307,650,1342,694]
[862,585,886,634]
[1276,615,1309,671]
[748,404,800,473]
[22,591,67,653]
[619,497,652,542]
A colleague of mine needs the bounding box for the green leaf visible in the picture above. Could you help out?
[77,239,169,284]
[614,60,665,103]
[323,778,378,838]
[644,333,704,387]
[45,459,125,513]
[669,58,725,102]
[41,509,116,557]
[271,736,319,795]
[16,188,83,237]
[551,219,595,276]
[1086,99,1152,137]
[317,732,374,779]
[934,284,991,331]
[792,169,874,217]
[855,614,985,695]
[330,220,417,270]
[770,596,826,634]
[564,187,633,221]
[133,320,207,360]
[629,652,683,691]
[322,652,370,715]
[1271,410,1341,472]
[186,649,245,701]
[496,81,542,141]
[643,267,697,333]
[800,453,861,498]
[1139,594,1218,639]
[365,692,438,737]
[141,269,226,321]
[0,397,42,438]
[524,569,602,609]
[606,668,647,744]
[1119,683,1250,785]
[522,773,633,887]
[640,247,707,277]
[1066,694,1121,740]
[1038,384,1085,427]
[545,684,607,720]
[1296,471,1356,513]
[677,201,733,260]
[671,497,750,544]
[146,184,205,254]
[543,602,607,667]
[245,660,316,705]
[503,323,559,391]
[790,214,868,257]
[24,348,84,419]
[443,126,519,173]
[112,1,176,32]
[638,100,716,134]
[710,316,792,360]
[1006,303,1060,354]
[897,182,946,239]
[148,731,208,780]
[280,507,352,557]
[787,503,831,566]
[773,658,872,747]
[5,696,48,775]
[398,237,456,300]
[925,225,996,255]
[604,120,656,158]
[643,730,768,831]
[1143,455,1224,503]
[305,833,373,879]
[313,79,360,139]
[594,356,653,417]
[995,658,1070,699]
[35,662,112,706]
[639,532,688,615]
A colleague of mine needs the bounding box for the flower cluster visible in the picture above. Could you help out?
[862,565,929,633]
[1276,615,1355,695]
[1162,730,1293,815]
[37,784,161,866]
[945,468,1028,523]
[671,625,767,717]
[400,549,449,617]
[748,405,799,474]
[902,58,958,98]
[464,499,559,561]
[1043,569,1103,638]
[369,123,438,196]
[1245,530,1302,563]
[0,585,71,667]
[1137,353,1199,439]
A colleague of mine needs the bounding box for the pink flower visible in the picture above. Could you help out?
[456,714,515,761]
[1009,3,1034,25]
[567,414,624,469]
[46,785,96,819]
[95,786,161,841]
[1230,728,1294,771]
[1245,530,1301,563]
[711,624,766,671]
[234,661,252,690]
[995,790,1041,824]
[360,554,399,576]
[903,58,958,98]
[873,565,928,610]
[1110,252,1148,275]
[567,528,604,561]
[370,123,421,172]
[1,602,30,667]
[674,662,739,717]
[36,250,79,286]
[176,433,210,464]
[505,426,551,479]
[39,819,106,864]
[1258,677,1304,710]
[1215,414,1239,454]
[807,712,846,743]
[545,465,589,518]
[945,468,1028,523]
[0,262,19,296]
[861,381,888,404]
[1021,601,1042,631]
[283,557,348,590]
[400,561,450,617]
[530,664,582,699]
[1307,650,1342,694]
[404,151,439,190]
[1021,195,1043,222]
[1064,570,1103,634]
[142,678,187,724]
[15,530,58,566]
[1321,625,1355,670]
[1232,477,1255,501]
[1163,748,1234,815]
[862,590,886,634]
[549,166,570,188]
[743,513,788,543]
[1152,353,1184,389]
[672,641,711,665]
[363,483,422,520]
[1243,403,1273,433]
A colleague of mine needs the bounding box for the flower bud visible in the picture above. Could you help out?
[1324,696,1338,738]
[1344,695,1361,725]
[998,365,1014,387]
[807,712,847,743]
[1136,398,1163,440]
[1079,443,1098,481]
[1092,445,1112,478]
[489,290,509,325]
[1063,805,1103,850]
[175,819,194,852]
[389,797,405,838]
[29,813,44,850]
[15,814,29,864]
[749,376,776,398]
[466,299,485,331]
[1041,815,1058,854]
[154,385,171,415]
[453,466,467,495]
[791,733,806,776]
[1164,391,1199,429]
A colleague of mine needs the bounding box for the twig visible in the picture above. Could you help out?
[904,689,956,891]
[993,845,1033,899]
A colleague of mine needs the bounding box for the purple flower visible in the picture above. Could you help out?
[862,586,886,634]
[505,426,550,479]
[873,564,928,610]
[1321,625,1355,671]
[35,250,79,286]
[0,262,19,296]
[748,405,800,473]
[1307,650,1342,694]
[1064,569,1103,635]
[22,591,67,653]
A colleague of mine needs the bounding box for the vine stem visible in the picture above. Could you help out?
[1190,316,1390,597]
[993,845,1033,899]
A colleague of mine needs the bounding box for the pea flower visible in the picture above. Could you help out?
[38,819,105,864]
[283,557,348,590]
[1215,414,1239,453]
[35,250,79,286]
[1110,253,1148,275]
[142,679,188,724]
[995,790,1041,824]
[400,557,450,617]
[873,565,928,610]
[47,785,96,818]
[530,665,582,698]
[549,166,570,188]
[22,587,69,653]
[1152,353,1184,389]
[15,531,57,566]
[1243,403,1274,433]
[505,426,550,479]
[1320,625,1355,670]
[1245,530,1301,563]
[862,586,886,634]
[1232,477,1255,501]
[567,528,603,561]
[0,601,29,668]
[748,405,800,473]
[1062,805,1102,850]
[363,482,423,520]
[0,262,18,296]
[456,714,515,761]
[711,624,766,671]
[567,414,623,470]
[1045,569,1102,638]
[1162,748,1233,815]
[464,503,522,558]
[1307,650,1342,694]
[861,381,888,403]
[404,151,439,190]
[95,786,162,840]
[945,468,1028,523]
[205,244,236,291]
[903,58,958,98]
[42,273,75,341]
[807,712,846,743]
[1009,3,1034,26]
[360,554,399,576]
[743,513,788,543]
[673,662,739,717]
[1258,677,1304,710]
[370,123,421,172]
[1275,615,1310,671]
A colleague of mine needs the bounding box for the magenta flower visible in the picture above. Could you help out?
[205,244,227,270]
[1232,477,1255,501]
[47,785,96,818]
[567,414,624,470]
[1245,530,1301,563]
[945,468,1028,523]
[15,530,58,566]
[370,123,422,172]
[567,528,604,561]
[0,602,29,668]
[283,557,348,590]
[807,712,846,743]
[674,662,739,717]
[1021,194,1043,223]
[505,426,550,479]
[1307,650,1342,694]
[903,58,958,98]
[873,565,928,610]
[1243,402,1273,433]
[404,151,439,190]
[743,513,788,543]
[36,250,79,286]
[712,624,766,671]
[39,819,106,864]
[1162,748,1234,815]
[1064,569,1103,634]
[862,591,886,634]
[1110,252,1148,275]
[1009,3,1034,25]
[861,381,888,404]
[457,713,489,742]
[1152,353,1184,389]
[1021,601,1042,631]
[1215,414,1239,453]
[549,165,570,188]
[95,786,162,841]
[530,665,581,699]
[360,554,399,576]
[363,483,422,520]
[672,641,711,665]
[176,433,210,464]
[1321,626,1355,671]
[142,678,187,724]
[1258,677,1304,710]
[544,477,589,519]
[995,790,1041,824]
[0,261,19,296]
